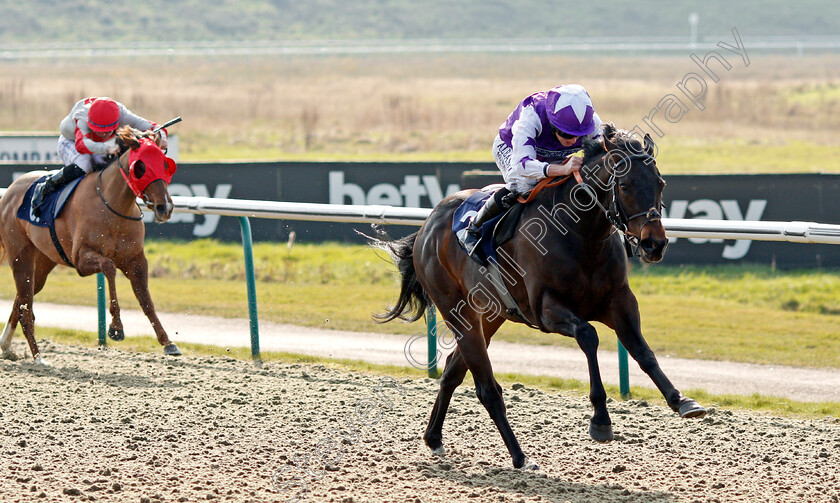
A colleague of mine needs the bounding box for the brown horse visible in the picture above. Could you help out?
[373,124,705,469]
[0,126,180,363]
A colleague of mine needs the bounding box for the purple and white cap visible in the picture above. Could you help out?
[545,84,596,137]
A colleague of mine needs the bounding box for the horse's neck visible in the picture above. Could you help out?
[534,178,614,243]
[99,159,136,211]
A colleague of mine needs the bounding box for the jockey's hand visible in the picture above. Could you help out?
[156,130,169,151]
[103,138,120,155]
[546,155,582,177]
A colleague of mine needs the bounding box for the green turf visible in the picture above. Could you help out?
[655,137,840,174]
[3,240,840,370]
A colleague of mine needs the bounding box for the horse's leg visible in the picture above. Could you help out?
[123,252,180,356]
[423,347,468,456]
[8,249,42,363]
[76,249,124,342]
[455,322,534,469]
[540,295,613,442]
[0,298,21,360]
[608,287,706,418]
[2,255,58,360]
[33,255,57,295]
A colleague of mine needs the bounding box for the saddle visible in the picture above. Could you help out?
[17,173,84,228]
[453,174,580,266]
[452,185,527,266]
[17,173,85,267]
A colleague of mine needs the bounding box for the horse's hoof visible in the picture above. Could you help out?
[678,398,707,418]
[429,445,445,457]
[33,355,49,366]
[589,421,614,443]
[108,327,125,341]
[164,344,182,356]
[2,350,19,361]
[519,457,539,470]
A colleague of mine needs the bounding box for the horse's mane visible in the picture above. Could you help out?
[115,126,156,151]
[581,122,646,164]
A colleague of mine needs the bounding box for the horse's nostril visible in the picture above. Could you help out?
[641,238,668,256]
[156,204,166,214]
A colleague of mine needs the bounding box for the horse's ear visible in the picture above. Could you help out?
[601,122,617,140]
[603,134,617,152]
[601,122,618,151]
[643,133,656,157]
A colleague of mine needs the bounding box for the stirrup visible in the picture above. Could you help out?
[459,224,483,257]
[31,183,47,216]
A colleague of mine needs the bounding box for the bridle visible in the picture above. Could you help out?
[578,152,663,256]
[96,153,143,221]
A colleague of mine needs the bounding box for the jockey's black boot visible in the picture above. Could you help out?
[32,164,85,217]
[460,187,512,257]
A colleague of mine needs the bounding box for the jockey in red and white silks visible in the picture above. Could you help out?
[58,97,167,173]
[32,97,168,217]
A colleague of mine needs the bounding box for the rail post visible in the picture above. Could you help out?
[426,305,438,378]
[97,273,106,346]
[238,216,261,361]
[618,340,630,398]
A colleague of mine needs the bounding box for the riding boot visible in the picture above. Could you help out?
[32,164,86,217]
[460,187,512,257]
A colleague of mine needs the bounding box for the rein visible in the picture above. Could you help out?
[516,172,582,204]
[96,156,143,221]
[580,152,661,255]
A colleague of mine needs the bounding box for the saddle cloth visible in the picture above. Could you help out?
[452,184,526,266]
[17,174,84,228]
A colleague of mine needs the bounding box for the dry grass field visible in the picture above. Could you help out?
[1,52,839,171]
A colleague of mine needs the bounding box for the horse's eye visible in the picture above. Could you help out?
[619,182,629,191]
[133,162,146,179]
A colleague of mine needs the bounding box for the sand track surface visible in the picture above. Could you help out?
[1,340,839,503]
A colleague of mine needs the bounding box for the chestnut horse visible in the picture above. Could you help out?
[373,125,705,469]
[0,126,180,363]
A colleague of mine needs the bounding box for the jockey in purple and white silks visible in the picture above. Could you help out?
[461,84,603,256]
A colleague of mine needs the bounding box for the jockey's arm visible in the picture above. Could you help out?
[118,104,168,149]
[546,155,582,177]
[509,106,553,179]
[74,127,118,156]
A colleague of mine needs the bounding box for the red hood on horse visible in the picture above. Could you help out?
[0,126,180,364]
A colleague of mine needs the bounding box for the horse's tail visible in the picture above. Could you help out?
[364,231,432,323]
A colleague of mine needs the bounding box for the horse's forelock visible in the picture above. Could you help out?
[115,126,142,150]
[605,126,644,154]
[581,136,606,164]
[584,124,650,164]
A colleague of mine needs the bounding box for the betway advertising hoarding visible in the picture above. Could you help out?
[0,162,838,267]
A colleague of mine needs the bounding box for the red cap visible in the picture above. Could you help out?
[87,98,120,132]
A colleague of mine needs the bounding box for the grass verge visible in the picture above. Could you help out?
[6,240,840,369]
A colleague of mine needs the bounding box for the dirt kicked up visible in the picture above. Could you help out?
[1,341,839,503]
